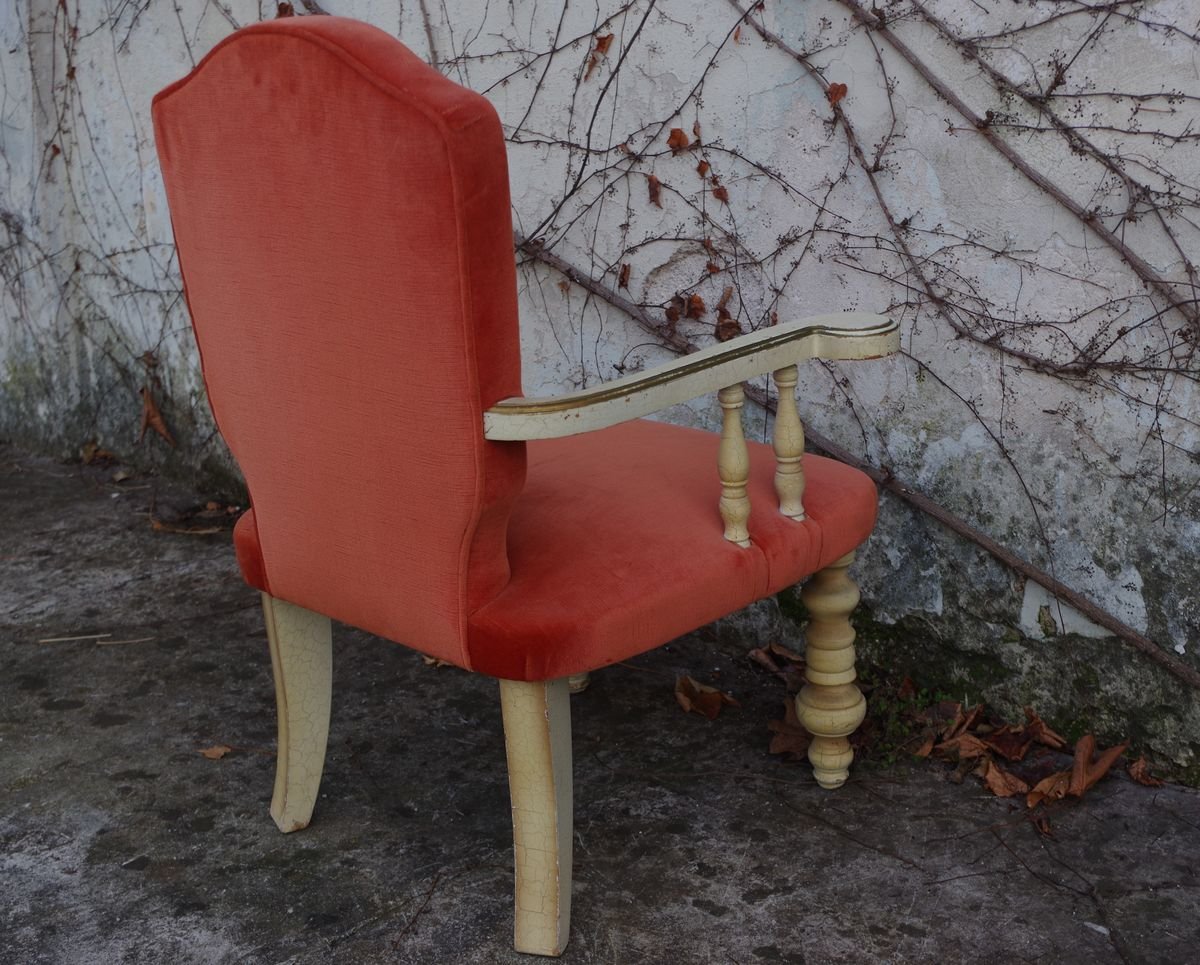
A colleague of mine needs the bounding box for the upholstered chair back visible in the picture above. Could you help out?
[153,18,526,667]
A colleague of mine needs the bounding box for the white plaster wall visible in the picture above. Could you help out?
[2,1,1198,705]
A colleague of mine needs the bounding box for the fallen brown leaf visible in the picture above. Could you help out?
[81,440,118,466]
[151,518,222,536]
[675,674,739,720]
[200,744,233,760]
[1024,706,1067,749]
[1128,755,1164,787]
[1069,737,1129,798]
[982,725,1035,763]
[696,160,710,178]
[767,699,810,760]
[976,757,1030,798]
[935,732,989,761]
[667,127,690,154]
[1027,769,1071,807]
[748,647,783,674]
[711,184,729,204]
[618,263,631,289]
[686,293,706,320]
[826,82,848,106]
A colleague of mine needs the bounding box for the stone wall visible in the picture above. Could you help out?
[3,0,1197,775]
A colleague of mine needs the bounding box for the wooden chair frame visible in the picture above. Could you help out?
[262,312,898,955]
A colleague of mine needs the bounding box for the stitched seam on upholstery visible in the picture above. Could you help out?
[153,22,486,135]
[156,21,497,668]
[443,114,491,674]
[146,152,275,598]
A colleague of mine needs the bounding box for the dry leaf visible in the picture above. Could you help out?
[1030,814,1054,837]
[647,173,662,208]
[1068,734,1096,797]
[686,293,706,319]
[826,82,848,106]
[712,184,730,204]
[693,120,702,140]
[675,675,739,720]
[706,261,720,274]
[716,313,742,342]
[976,757,1030,798]
[1077,739,1130,797]
[200,744,233,760]
[982,725,1035,763]
[584,33,614,80]
[767,699,810,760]
[665,294,685,325]
[151,518,221,536]
[748,647,783,674]
[733,25,742,43]
[275,2,294,16]
[81,440,118,466]
[667,128,691,155]
[138,387,176,447]
[1024,707,1067,749]
[421,654,452,668]
[618,263,631,289]
[696,159,711,178]
[715,285,740,341]
[1128,755,1164,787]
[935,732,989,761]
[1027,769,1071,807]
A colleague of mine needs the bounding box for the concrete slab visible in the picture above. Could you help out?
[2,444,1197,964]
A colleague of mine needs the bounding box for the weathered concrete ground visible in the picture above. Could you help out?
[2,443,1198,964]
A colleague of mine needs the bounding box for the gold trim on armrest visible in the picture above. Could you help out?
[483,312,898,441]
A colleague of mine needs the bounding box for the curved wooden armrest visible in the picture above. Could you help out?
[483,312,898,441]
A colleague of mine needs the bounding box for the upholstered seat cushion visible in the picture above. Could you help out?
[236,418,876,680]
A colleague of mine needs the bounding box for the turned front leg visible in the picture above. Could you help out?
[772,364,806,520]
[795,553,865,789]
[499,678,573,956]
[718,383,751,547]
[262,593,333,832]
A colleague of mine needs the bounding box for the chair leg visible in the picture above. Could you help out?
[498,678,573,957]
[796,552,866,789]
[261,592,332,833]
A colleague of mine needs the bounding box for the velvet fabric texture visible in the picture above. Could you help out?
[154,18,525,669]
[156,17,880,682]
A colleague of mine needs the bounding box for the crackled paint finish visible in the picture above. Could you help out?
[796,553,867,789]
[499,677,573,957]
[262,593,332,834]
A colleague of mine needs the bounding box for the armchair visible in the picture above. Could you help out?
[152,17,898,957]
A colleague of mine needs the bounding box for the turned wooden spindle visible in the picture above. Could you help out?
[772,364,806,520]
[717,383,752,547]
[796,552,866,789]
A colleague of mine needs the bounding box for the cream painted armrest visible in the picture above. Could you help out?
[483,312,898,441]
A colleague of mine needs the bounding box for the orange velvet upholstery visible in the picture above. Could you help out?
[156,17,881,683]
[468,421,876,680]
[153,18,524,670]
